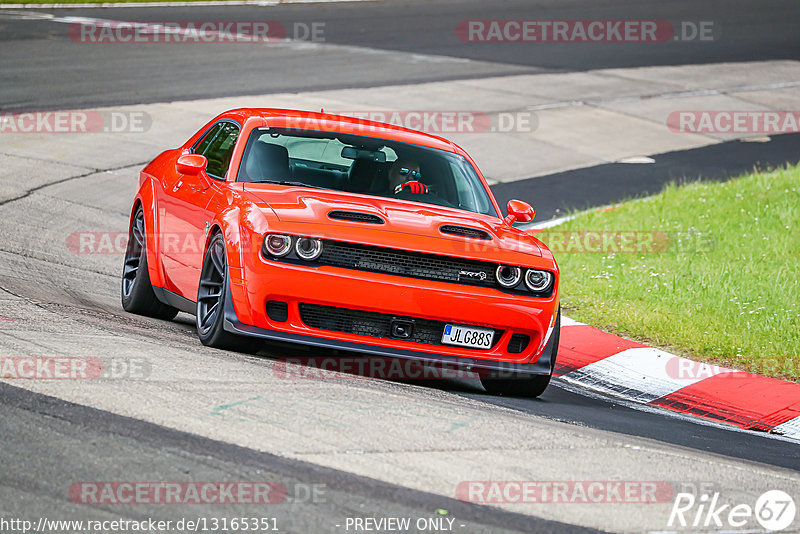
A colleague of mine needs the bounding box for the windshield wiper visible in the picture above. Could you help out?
[248,180,330,190]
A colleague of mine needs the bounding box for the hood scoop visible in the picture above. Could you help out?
[328,210,385,225]
[439,224,492,240]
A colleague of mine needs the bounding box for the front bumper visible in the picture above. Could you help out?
[228,247,559,368]
[223,289,559,376]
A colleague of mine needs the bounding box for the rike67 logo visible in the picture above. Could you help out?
[669,489,796,531]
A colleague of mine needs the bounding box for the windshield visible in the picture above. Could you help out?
[237,127,498,217]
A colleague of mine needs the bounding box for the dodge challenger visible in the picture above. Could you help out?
[122,108,560,397]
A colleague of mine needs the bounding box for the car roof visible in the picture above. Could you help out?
[225,108,463,154]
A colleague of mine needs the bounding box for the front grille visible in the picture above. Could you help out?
[440,225,492,240]
[328,210,385,224]
[318,240,497,288]
[299,303,503,349]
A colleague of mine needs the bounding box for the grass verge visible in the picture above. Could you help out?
[537,165,800,381]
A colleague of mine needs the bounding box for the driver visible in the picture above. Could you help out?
[388,159,428,195]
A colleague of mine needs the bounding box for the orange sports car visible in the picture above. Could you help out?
[122,109,560,397]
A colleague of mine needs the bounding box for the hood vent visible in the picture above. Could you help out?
[328,210,385,224]
[439,225,492,240]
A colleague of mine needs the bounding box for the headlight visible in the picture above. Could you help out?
[525,269,553,292]
[495,265,522,288]
[264,234,292,257]
[295,237,323,261]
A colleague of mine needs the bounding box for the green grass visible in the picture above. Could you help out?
[538,165,800,381]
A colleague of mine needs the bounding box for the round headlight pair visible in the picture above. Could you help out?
[524,269,552,292]
[495,265,522,288]
[495,264,552,292]
[264,234,292,257]
[295,237,323,260]
[263,234,323,261]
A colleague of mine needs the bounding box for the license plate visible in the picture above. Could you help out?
[441,324,494,349]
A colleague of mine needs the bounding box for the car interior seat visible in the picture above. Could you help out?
[244,141,291,182]
[346,157,382,193]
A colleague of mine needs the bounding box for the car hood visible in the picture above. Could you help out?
[243,185,543,259]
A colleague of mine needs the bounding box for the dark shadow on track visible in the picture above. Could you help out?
[449,380,800,471]
[0,381,599,534]
[251,350,800,471]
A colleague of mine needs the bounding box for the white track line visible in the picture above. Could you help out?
[2,11,470,65]
[0,0,379,8]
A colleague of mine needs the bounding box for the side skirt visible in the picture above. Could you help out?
[152,286,196,315]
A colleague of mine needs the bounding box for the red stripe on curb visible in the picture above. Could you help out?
[555,319,800,437]
[651,372,800,431]
[554,325,645,377]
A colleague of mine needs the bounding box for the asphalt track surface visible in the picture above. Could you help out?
[0,0,799,110]
[1,1,800,532]
[492,132,800,220]
[1,382,593,534]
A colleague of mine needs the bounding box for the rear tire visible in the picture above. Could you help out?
[196,233,262,353]
[121,207,179,320]
[480,309,560,398]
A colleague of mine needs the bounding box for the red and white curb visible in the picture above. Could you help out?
[554,317,800,441]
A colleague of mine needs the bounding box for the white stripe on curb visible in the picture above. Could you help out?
[560,347,736,403]
[771,416,800,440]
[559,316,585,327]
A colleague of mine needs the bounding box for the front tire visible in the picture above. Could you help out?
[480,309,560,398]
[196,233,262,353]
[121,207,179,320]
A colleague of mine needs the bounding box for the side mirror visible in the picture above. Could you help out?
[176,154,207,176]
[504,199,535,225]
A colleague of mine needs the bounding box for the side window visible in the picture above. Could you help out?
[195,122,240,179]
[450,158,492,214]
[194,123,223,156]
